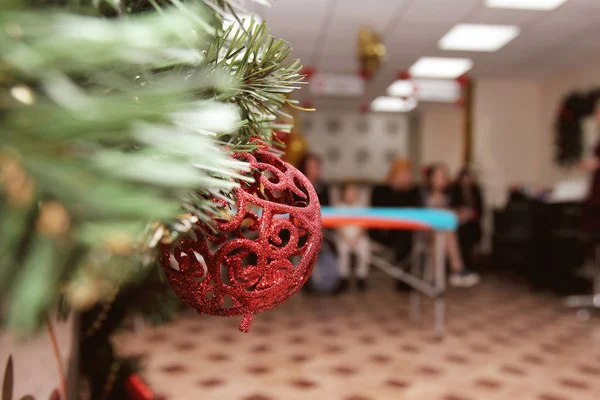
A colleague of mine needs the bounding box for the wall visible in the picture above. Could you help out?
[302,111,412,182]
[419,104,464,176]
[0,314,76,399]
[424,61,600,207]
[472,79,544,207]
[304,55,600,200]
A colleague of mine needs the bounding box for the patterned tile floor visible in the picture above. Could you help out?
[115,274,600,400]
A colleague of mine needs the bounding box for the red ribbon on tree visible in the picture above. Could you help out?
[397,70,411,80]
[301,66,317,81]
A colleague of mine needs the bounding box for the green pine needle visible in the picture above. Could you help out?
[0,0,304,335]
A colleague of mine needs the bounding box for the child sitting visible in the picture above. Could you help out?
[334,182,371,294]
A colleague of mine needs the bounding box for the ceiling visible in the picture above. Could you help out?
[245,0,600,108]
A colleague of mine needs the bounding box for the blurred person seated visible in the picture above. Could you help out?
[420,164,433,199]
[334,182,371,294]
[298,153,330,206]
[425,163,480,288]
[370,159,422,250]
[371,159,423,291]
[450,168,483,271]
[298,153,334,294]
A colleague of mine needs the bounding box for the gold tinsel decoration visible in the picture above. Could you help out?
[0,154,35,208]
[357,27,386,79]
[279,101,308,166]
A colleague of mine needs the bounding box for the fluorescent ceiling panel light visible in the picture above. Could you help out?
[387,80,416,97]
[485,0,570,10]
[371,96,418,112]
[310,73,365,97]
[439,24,520,52]
[388,79,461,103]
[409,57,473,79]
[414,79,461,103]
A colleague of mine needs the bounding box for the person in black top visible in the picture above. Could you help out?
[371,159,422,291]
[298,153,332,293]
[425,164,480,287]
[298,153,330,207]
[388,160,422,261]
[450,167,484,271]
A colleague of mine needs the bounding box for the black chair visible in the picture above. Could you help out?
[492,199,587,294]
[540,202,587,295]
[492,202,535,273]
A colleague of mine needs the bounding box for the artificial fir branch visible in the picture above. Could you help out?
[0,0,304,336]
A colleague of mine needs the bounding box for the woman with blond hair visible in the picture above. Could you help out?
[371,159,422,291]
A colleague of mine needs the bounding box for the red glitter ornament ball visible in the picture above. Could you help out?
[159,141,322,332]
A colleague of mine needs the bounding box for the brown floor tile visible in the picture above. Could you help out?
[537,394,570,400]
[559,378,590,391]
[289,378,318,389]
[241,394,274,400]
[331,365,358,376]
[474,378,502,389]
[385,379,410,389]
[247,365,271,375]
[442,395,472,400]
[197,378,225,388]
[500,365,527,376]
[578,364,600,376]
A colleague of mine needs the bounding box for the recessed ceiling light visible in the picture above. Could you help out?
[409,57,473,79]
[439,24,520,52]
[310,73,365,97]
[388,79,462,103]
[414,79,461,103]
[387,80,416,97]
[485,0,570,10]
[371,96,418,112]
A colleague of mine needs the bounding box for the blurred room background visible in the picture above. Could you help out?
[114,1,600,399]
[3,1,600,400]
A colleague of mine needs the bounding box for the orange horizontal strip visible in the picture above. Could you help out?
[126,374,153,400]
[322,217,430,231]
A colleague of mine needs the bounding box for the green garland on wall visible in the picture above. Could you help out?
[555,89,600,166]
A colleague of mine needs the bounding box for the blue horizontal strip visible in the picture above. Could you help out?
[320,207,458,231]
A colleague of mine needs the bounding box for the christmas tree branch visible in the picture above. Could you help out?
[0,0,305,334]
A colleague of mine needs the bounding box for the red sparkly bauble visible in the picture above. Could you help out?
[159,141,322,332]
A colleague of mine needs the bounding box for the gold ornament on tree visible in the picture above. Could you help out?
[285,134,308,167]
[0,154,35,208]
[357,27,386,80]
[278,101,309,166]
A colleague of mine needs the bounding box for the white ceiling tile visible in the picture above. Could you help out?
[285,38,319,53]
[570,28,600,50]
[260,0,332,17]
[317,51,358,73]
[259,0,600,85]
[521,2,600,40]
[320,29,357,54]
[327,0,403,27]
[398,0,480,23]
[467,7,542,25]
[265,20,320,38]
[560,0,600,12]
[261,0,332,37]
